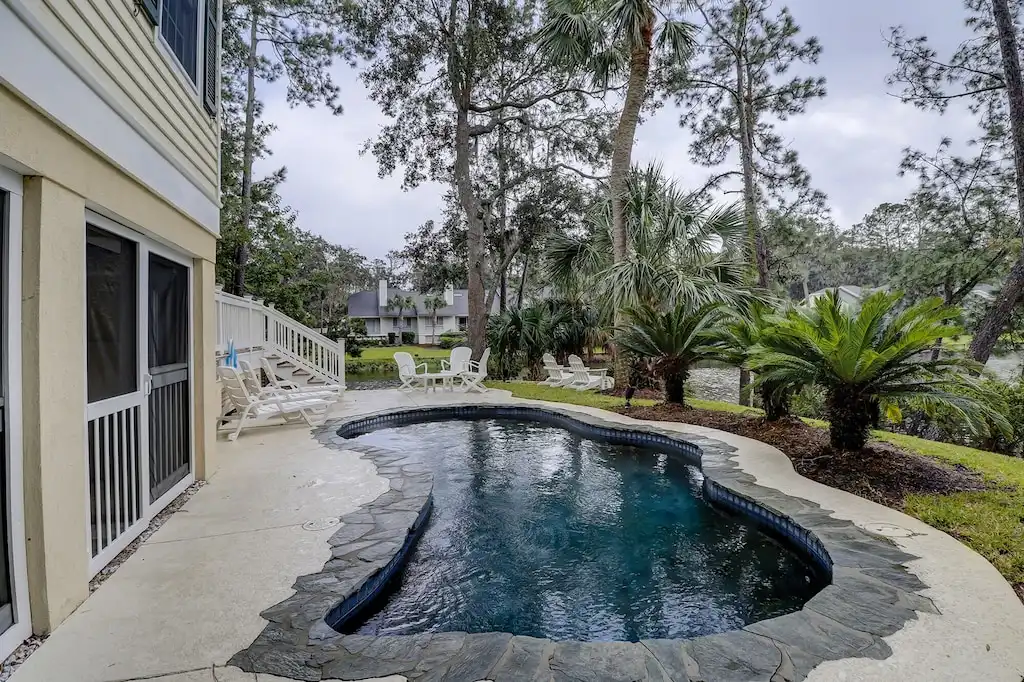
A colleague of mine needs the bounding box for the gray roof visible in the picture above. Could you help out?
[347,288,500,318]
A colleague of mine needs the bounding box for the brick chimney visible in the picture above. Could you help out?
[444,282,454,306]
[378,279,388,307]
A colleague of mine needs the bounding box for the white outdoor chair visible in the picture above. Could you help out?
[441,346,473,374]
[565,354,613,391]
[259,357,343,397]
[539,353,568,386]
[395,351,429,390]
[241,360,340,404]
[460,348,491,393]
[217,365,333,441]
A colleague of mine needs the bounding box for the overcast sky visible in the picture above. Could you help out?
[254,0,980,261]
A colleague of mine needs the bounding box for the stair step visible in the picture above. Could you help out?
[307,378,325,385]
[292,369,310,376]
[277,361,295,368]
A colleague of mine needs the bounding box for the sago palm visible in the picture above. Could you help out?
[545,164,753,312]
[616,302,727,405]
[749,290,1009,451]
[713,303,792,420]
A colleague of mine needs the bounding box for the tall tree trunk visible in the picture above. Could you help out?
[233,9,259,296]
[456,106,487,358]
[609,16,654,388]
[498,123,508,313]
[970,0,1024,363]
[738,369,751,407]
[517,251,529,308]
[736,52,768,288]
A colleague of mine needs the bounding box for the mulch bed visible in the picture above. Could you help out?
[617,404,988,510]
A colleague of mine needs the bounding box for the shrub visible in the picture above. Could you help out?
[439,331,467,349]
[345,337,365,358]
[896,377,1024,457]
[750,290,1009,451]
[616,302,727,405]
[401,331,416,345]
[788,385,827,420]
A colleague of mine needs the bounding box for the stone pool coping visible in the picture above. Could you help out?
[229,401,953,682]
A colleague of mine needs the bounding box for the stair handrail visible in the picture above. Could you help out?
[215,288,345,388]
[264,304,346,386]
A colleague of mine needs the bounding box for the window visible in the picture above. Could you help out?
[160,0,199,83]
[138,0,219,115]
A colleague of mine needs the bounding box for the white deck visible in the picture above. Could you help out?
[9,389,1024,682]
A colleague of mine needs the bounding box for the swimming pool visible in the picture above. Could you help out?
[344,417,825,642]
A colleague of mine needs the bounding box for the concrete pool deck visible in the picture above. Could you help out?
[9,389,1024,682]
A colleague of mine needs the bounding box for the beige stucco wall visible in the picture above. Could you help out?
[2,82,219,635]
[20,177,90,634]
[13,0,219,194]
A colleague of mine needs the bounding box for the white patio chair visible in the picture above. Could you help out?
[441,346,473,374]
[395,351,429,390]
[460,348,491,393]
[259,357,343,397]
[240,360,340,404]
[565,354,613,391]
[539,353,568,386]
[217,365,333,441]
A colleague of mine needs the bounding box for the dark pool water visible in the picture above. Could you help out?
[348,419,823,642]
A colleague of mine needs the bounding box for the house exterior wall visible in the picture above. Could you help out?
[0,0,220,645]
[2,0,219,203]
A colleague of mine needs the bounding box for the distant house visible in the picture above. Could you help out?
[804,285,878,308]
[805,284,997,308]
[348,280,500,343]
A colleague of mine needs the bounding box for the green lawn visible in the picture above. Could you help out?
[487,381,1024,595]
[349,345,450,361]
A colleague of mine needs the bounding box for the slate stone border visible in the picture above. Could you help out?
[231,403,940,682]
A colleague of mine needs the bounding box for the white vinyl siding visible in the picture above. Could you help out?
[16,0,219,194]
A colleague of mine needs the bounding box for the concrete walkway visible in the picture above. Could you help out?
[9,389,1024,682]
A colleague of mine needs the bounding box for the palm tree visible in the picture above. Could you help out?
[616,301,727,405]
[488,304,555,379]
[712,303,793,419]
[539,1,698,379]
[386,294,408,345]
[546,165,752,310]
[422,294,447,345]
[749,290,1009,450]
[539,0,696,269]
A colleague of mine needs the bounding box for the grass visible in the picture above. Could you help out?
[487,380,1024,594]
[349,345,450,361]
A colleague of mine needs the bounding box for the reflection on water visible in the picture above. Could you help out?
[348,419,824,642]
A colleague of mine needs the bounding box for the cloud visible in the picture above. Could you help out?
[257,0,983,257]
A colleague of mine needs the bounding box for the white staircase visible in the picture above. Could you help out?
[214,286,345,391]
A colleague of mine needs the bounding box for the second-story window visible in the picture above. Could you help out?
[160,0,199,83]
[138,0,219,116]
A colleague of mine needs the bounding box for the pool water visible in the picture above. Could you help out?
[347,418,824,642]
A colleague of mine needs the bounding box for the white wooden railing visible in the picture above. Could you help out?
[214,286,345,387]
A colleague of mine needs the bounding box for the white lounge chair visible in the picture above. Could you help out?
[565,354,613,391]
[218,365,333,441]
[539,353,568,386]
[460,348,490,393]
[395,351,429,390]
[259,357,343,397]
[442,346,473,374]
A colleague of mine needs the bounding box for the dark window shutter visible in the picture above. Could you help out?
[202,0,219,116]
[137,0,159,25]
